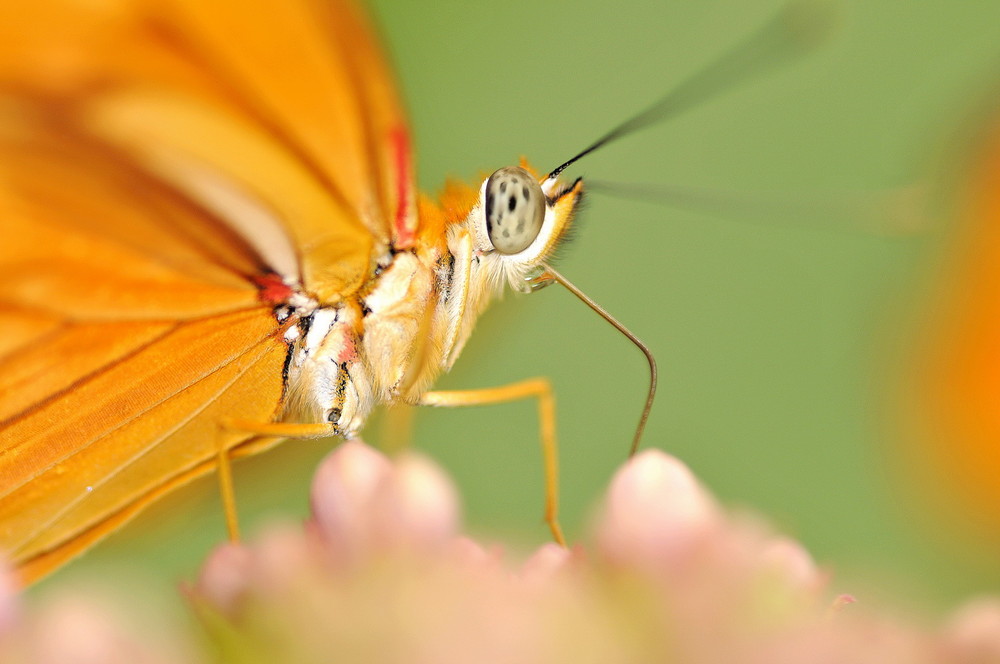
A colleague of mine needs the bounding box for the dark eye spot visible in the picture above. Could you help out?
[500,182,507,194]
[327,408,342,423]
[508,196,516,212]
[522,186,530,199]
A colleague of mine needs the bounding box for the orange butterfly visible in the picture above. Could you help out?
[0,0,821,584]
[0,0,588,584]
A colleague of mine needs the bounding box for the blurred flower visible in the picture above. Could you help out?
[186,440,1000,664]
[1,440,998,662]
[0,587,201,664]
[0,559,18,636]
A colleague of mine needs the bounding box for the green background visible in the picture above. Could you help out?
[41,0,1000,614]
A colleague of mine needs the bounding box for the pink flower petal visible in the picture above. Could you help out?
[195,543,253,616]
[309,439,391,551]
[520,543,573,583]
[759,537,823,594]
[310,441,458,559]
[827,593,857,615]
[944,598,1000,658]
[31,598,181,664]
[597,449,720,566]
[371,452,459,551]
[449,537,502,570]
[0,560,17,636]
[249,525,318,596]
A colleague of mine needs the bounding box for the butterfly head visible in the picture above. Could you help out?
[467,163,583,293]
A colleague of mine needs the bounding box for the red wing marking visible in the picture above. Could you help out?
[391,126,415,249]
[252,272,295,305]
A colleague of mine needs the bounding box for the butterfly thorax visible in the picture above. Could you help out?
[280,165,583,438]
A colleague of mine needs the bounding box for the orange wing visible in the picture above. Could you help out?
[0,0,414,581]
[0,103,293,582]
[905,111,1000,546]
[0,0,414,301]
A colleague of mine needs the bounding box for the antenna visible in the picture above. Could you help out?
[545,1,835,181]
[585,180,931,237]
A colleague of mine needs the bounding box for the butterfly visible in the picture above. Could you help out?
[0,0,618,585]
[0,0,829,584]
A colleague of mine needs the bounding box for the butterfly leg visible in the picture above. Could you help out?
[213,420,342,543]
[222,420,339,438]
[215,435,241,542]
[378,404,417,454]
[418,377,565,547]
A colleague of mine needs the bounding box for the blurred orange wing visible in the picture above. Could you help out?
[0,0,414,581]
[906,112,1000,544]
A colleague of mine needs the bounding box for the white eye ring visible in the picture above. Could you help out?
[484,166,545,254]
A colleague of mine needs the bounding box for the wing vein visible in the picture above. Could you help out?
[144,16,357,225]
[0,321,183,431]
[14,336,278,556]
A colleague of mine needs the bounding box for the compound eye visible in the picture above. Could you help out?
[484,166,546,254]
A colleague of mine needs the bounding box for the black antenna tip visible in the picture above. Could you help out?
[545,1,841,182]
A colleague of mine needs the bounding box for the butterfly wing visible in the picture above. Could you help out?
[0,0,414,299]
[0,0,413,581]
[906,113,1000,542]
[0,104,294,581]
[156,0,417,251]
